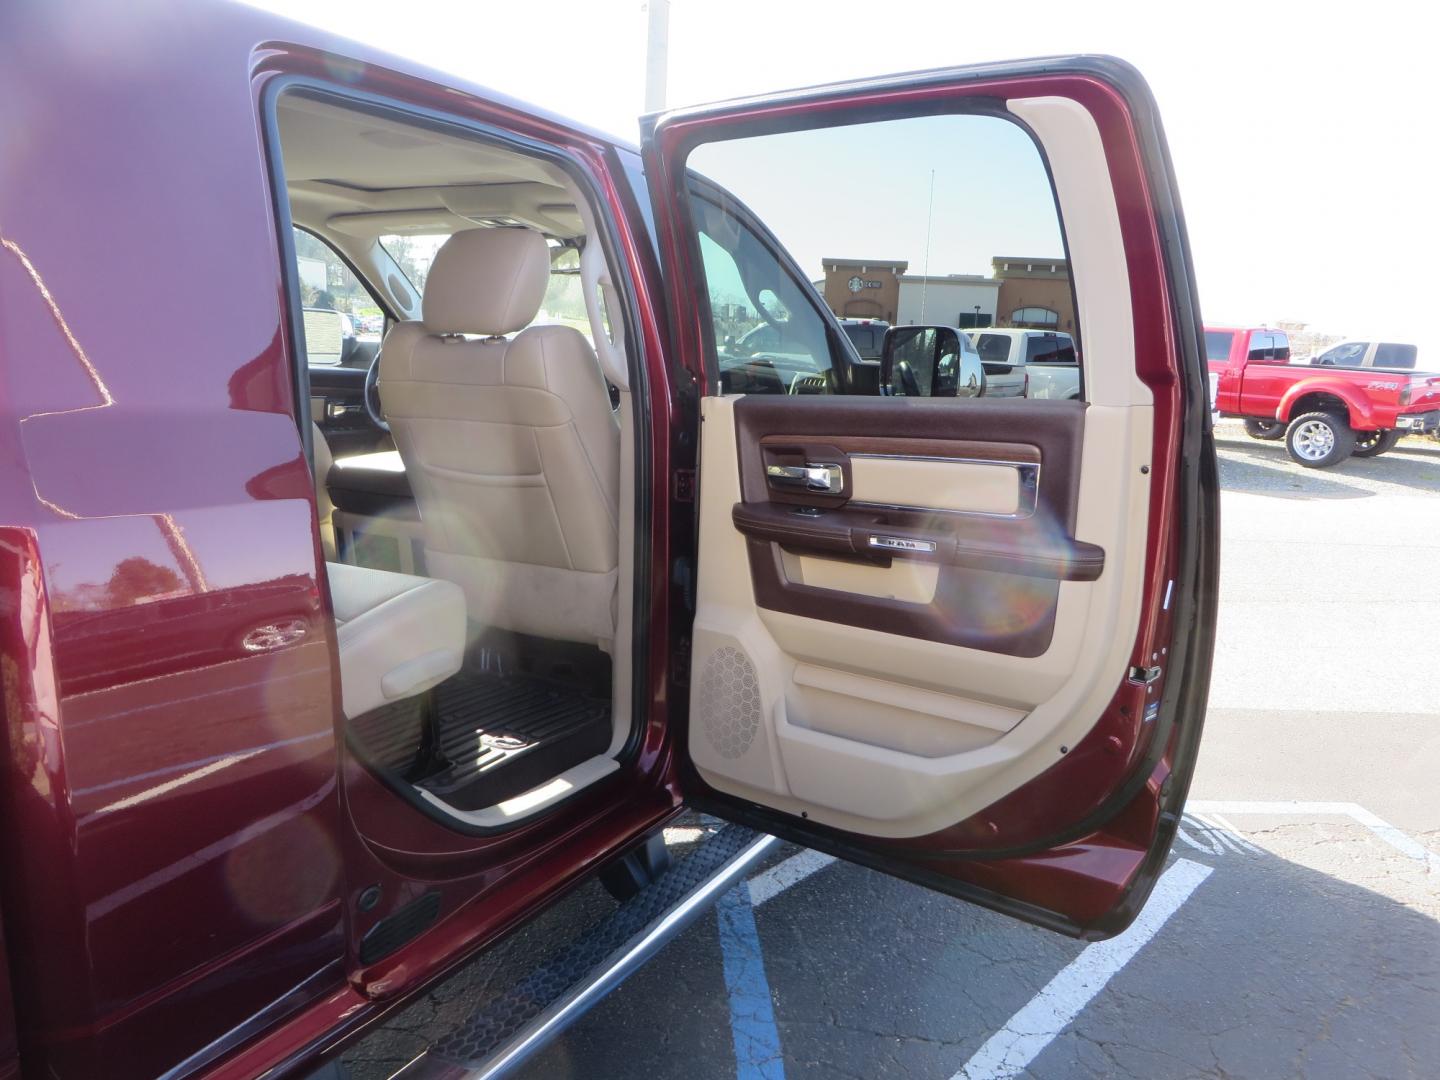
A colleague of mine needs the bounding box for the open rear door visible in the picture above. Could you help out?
[643,57,1218,938]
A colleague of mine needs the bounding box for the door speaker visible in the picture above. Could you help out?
[697,646,761,760]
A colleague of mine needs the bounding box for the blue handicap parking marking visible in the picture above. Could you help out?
[716,883,786,1080]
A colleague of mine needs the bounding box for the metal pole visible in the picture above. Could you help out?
[644,0,670,113]
[919,168,934,322]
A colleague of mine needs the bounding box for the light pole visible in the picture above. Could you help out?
[644,1,670,113]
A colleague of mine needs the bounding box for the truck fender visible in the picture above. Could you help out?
[1276,378,1375,428]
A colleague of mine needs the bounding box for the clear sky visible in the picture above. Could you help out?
[688,114,1063,289]
[246,0,1438,356]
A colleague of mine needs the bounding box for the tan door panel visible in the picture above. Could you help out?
[848,455,1026,516]
[688,395,1152,839]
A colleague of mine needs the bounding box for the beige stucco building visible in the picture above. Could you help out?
[820,258,907,322]
[819,255,1074,333]
[991,256,1075,332]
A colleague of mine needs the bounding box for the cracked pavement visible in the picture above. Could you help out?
[342,423,1440,1079]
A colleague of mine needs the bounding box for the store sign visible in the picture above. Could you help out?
[847,275,883,293]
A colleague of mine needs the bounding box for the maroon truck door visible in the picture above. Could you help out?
[644,58,1220,938]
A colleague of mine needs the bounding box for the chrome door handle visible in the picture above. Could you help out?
[766,463,843,493]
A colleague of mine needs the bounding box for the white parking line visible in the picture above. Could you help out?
[1187,799,1440,873]
[952,858,1214,1080]
[1174,811,1262,856]
[747,849,838,907]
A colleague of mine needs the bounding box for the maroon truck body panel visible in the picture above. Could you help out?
[0,4,685,1077]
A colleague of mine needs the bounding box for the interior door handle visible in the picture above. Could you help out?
[765,463,843,493]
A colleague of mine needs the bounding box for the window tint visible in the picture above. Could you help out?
[1374,342,1418,369]
[1272,332,1291,361]
[1247,332,1274,362]
[1205,330,1235,362]
[1318,341,1368,367]
[1025,334,1076,364]
[293,228,380,366]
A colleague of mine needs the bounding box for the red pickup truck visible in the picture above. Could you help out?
[0,5,1221,1078]
[1208,326,1440,466]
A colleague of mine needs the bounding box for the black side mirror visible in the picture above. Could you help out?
[880,325,985,398]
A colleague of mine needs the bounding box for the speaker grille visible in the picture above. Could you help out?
[698,646,760,760]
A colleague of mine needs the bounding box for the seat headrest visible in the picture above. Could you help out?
[422,227,551,337]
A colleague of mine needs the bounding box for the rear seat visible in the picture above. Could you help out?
[327,561,466,719]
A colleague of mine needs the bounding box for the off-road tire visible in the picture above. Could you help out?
[1284,411,1355,468]
[1351,428,1403,458]
[1243,418,1286,441]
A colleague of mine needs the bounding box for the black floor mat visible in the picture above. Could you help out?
[349,696,427,775]
[417,675,611,811]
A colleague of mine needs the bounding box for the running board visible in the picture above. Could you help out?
[388,825,778,1080]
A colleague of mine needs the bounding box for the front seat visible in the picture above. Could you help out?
[379,227,619,647]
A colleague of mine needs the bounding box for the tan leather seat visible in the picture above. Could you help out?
[379,227,619,646]
[327,561,465,719]
[311,422,337,560]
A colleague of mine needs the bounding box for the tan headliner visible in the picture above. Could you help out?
[277,93,583,239]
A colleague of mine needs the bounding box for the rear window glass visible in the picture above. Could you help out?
[844,326,882,354]
[1025,335,1077,364]
[1374,342,1418,369]
[1205,330,1235,362]
[973,333,1013,364]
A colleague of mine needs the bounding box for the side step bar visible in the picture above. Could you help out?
[389,825,778,1080]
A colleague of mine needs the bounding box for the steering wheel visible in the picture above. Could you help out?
[363,349,390,433]
[896,359,922,398]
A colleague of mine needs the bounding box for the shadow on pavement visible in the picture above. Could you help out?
[334,836,1440,1080]
[1217,442,1375,499]
[1217,435,1440,498]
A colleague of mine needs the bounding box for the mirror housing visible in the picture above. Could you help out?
[880,325,985,398]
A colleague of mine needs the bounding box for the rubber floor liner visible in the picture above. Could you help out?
[419,675,611,810]
[348,695,426,775]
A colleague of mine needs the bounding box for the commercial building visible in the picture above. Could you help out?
[820,258,907,322]
[991,256,1075,332]
[819,254,1074,333]
[895,274,998,328]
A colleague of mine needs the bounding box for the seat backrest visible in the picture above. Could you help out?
[311,421,336,560]
[378,227,619,641]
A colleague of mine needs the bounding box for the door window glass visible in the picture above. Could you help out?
[684,112,1075,399]
[1317,341,1368,367]
[293,228,381,366]
[1205,330,1235,362]
[691,183,842,394]
[1247,332,1274,362]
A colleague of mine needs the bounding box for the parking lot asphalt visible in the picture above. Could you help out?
[344,421,1440,1080]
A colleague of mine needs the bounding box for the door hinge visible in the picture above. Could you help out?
[1128,665,1162,686]
[673,468,696,503]
[672,632,692,687]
